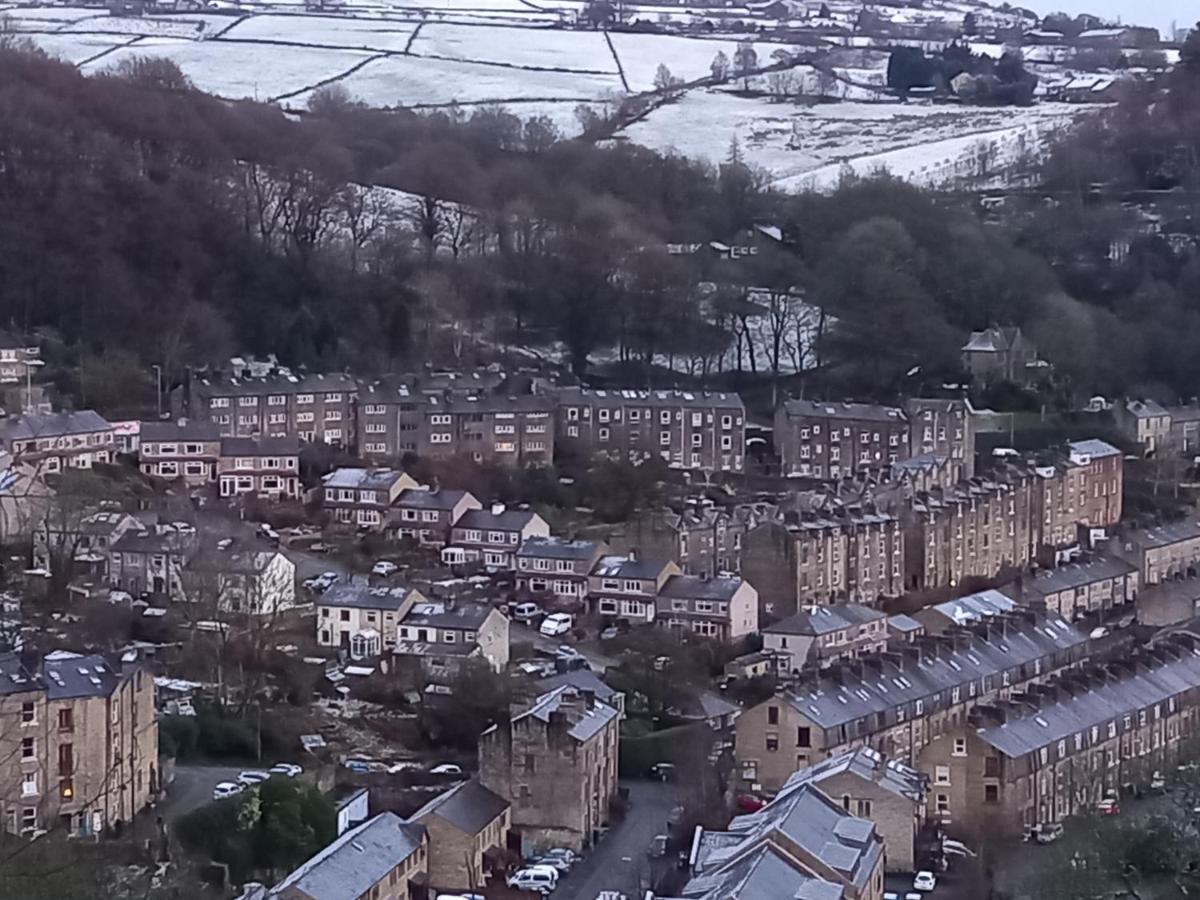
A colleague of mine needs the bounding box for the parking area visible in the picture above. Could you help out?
[159,764,247,823]
[552,779,685,900]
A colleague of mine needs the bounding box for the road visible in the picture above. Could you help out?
[554,779,684,900]
[511,623,621,672]
[159,764,246,823]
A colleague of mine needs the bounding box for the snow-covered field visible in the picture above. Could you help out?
[2,0,1100,187]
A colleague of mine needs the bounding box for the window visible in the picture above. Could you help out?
[20,702,34,724]
[21,773,37,797]
[953,737,967,757]
[765,735,779,752]
[796,726,811,747]
[984,784,999,803]
[599,427,610,442]
[58,743,73,776]
[856,799,872,817]
[767,706,779,725]
[21,737,34,759]
[58,708,73,732]
[934,765,950,786]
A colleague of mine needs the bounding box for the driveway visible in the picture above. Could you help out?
[554,779,684,900]
[159,764,246,823]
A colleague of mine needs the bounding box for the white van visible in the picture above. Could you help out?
[506,869,556,893]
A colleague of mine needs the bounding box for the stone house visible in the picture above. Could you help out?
[217,436,301,501]
[762,603,887,674]
[1112,519,1200,586]
[1167,404,1200,455]
[256,812,429,900]
[396,599,510,679]
[138,419,222,487]
[655,574,759,641]
[444,505,550,570]
[316,584,426,657]
[479,686,619,853]
[183,544,297,616]
[514,537,606,606]
[607,503,747,578]
[388,488,480,547]
[1004,554,1138,621]
[787,506,905,605]
[406,779,511,894]
[34,510,141,580]
[961,326,1037,385]
[769,747,929,873]
[186,370,358,447]
[775,399,908,480]
[0,410,115,474]
[588,553,680,625]
[108,524,196,598]
[905,397,976,480]
[741,520,800,619]
[919,633,1200,842]
[1116,398,1171,455]
[912,589,1016,635]
[0,650,158,838]
[0,455,52,545]
[1066,439,1123,529]
[321,467,419,530]
[733,610,1090,794]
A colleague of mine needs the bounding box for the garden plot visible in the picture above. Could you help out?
[0,4,109,28]
[284,52,623,108]
[409,22,617,73]
[59,13,238,39]
[618,90,1085,191]
[22,32,131,64]
[84,38,375,101]
[607,32,757,92]
[219,13,418,51]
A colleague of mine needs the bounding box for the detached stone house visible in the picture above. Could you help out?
[183,544,296,616]
[762,603,888,674]
[217,436,301,501]
[138,420,221,487]
[961,325,1037,385]
[108,525,196,598]
[655,574,759,641]
[515,537,606,605]
[444,505,550,570]
[321,467,419,530]
[588,554,680,625]
[389,488,481,547]
[1116,398,1171,455]
[406,779,511,894]
[316,584,426,658]
[396,599,510,680]
[479,686,620,853]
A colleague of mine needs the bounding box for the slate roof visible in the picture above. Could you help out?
[517,686,618,743]
[659,574,744,602]
[455,508,538,532]
[926,589,1015,626]
[962,326,1021,353]
[979,640,1200,759]
[777,747,926,803]
[394,488,474,511]
[0,410,111,441]
[592,554,673,581]
[401,601,493,630]
[1017,556,1137,597]
[220,436,301,457]
[535,668,620,705]
[140,420,221,442]
[557,386,744,410]
[1125,398,1168,419]
[322,468,410,491]
[1,651,131,700]
[1068,439,1121,460]
[781,399,904,424]
[516,536,600,561]
[319,584,415,612]
[781,612,1087,730]
[1130,520,1200,550]
[110,528,194,555]
[682,843,844,900]
[766,604,885,637]
[407,779,508,836]
[439,394,556,415]
[270,812,424,900]
[194,371,357,398]
[887,614,924,633]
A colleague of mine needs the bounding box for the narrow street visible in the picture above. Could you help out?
[510,622,621,671]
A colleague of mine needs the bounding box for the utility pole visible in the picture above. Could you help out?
[152,364,163,418]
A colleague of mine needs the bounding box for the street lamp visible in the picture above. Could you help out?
[151,365,163,419]
[24,359,45,414]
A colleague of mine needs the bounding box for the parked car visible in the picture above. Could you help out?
[304,572,339,593]
[237,770,271,787]
[912,871,937,892]
[736,793,766,813]
[1031,823,1063,844]
[372,560,399,577]
[212,781,244,801]
[512,602,543,624]
[270,763,302,778]
[599,626,620,641]
[540,612,573,637]
[648,762,677,782]
[541,848,577,866]
[430,763,463,776]
[529,855,571,873]
[1097,798,1120,816]
[506,869,556,894]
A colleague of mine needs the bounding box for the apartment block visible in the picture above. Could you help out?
[138,420,221,487]
[188,371,358,447]
[733,610,1090,794]
[919,633,1200,841]
[321,467,419,530]
[0,410,114,474]
[556,387,746,473]
[906,397,975,479]
[655,574,758,641]
[789,507,905,605]
[1005,554,1138,621]
[1067,439,1123,528]
[775,399,907,480]
[217,436,301,501]
[479,686,620,853]
[762,603,888,674]
[0,651,158,838]
[515,537,607,605]
[608,503,749,577]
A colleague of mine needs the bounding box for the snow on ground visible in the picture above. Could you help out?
[59,14,234,39]
[618,91,1087,191]
[21,31,130,64]
[84,38,376,101]
[220,13,419,51]
[607,32,759,92]
[283,52,624,108]
[0,4,108,27]
[409,22,616,72]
